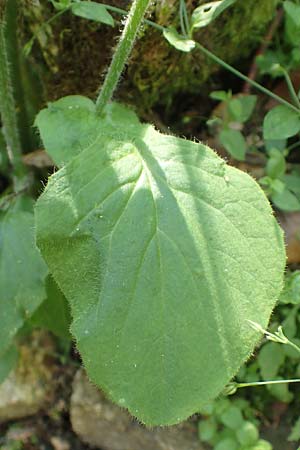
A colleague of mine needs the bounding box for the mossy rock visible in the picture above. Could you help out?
[22,0,279,112]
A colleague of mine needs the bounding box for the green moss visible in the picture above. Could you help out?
[22,0,279,112]
[125,0,280,110]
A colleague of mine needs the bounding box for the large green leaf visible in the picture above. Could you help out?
[35,98,285,426]
[0,198,48,357]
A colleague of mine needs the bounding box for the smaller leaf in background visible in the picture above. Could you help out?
[283,338,300,358]
[219,128,247,160]
[220,406,244,430]
[265,139,287,153]
[49,0,71,10]
[191,0,236,30]
[228,95,257,123]
[236,421,259,446]
[279,271,300,305]
[267,377,294,403]
[71,1,114,26]
[214,437,238,450]
[288,417,300,442]
[198,418,217,443]
[284,173,300,197]
[257,342,285,380]
[266,148,286,180]
[163,28,195,52]
[30,276,71,340]
[256,50,288,77]
[255,440,273,450]
[210,90,231,102]
[284,1,300,46]
[282,309,298,340]
[263,106,300,140]
[271,187,300,212]
[0,344,18,384]
[23,37,35,58]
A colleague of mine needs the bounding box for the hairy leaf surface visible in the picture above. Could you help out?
[0,198,48,357]
[35,98,285,425]
[30,276,71,339]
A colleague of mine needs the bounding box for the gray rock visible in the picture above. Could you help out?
[0,331,56,423]
[71,369,203,450]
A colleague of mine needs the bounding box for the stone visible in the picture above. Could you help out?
[0,331,57,423]
[71,369,203,450]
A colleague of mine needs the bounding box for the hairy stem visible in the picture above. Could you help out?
[96,0,151,115]
[0,0,27,189]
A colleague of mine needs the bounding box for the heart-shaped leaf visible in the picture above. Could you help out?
[35,99,285,426]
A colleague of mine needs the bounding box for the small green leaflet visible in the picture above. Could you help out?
[272,188,300,212]
[288,417,300,442]
[35,97,285,426]
[71,1,114,26]
[228,95,257,123]
[266,148,286,180]
[163,28,195,53]
[263,106,300,140]
[284,1,300,46]
[191,0,236,30]
[49,0,71,11]
[0,198,48,358]
[279,271,300,305]
[257,342,285,380]
[219,128,247,161]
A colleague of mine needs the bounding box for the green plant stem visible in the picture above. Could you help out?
[101,4,299,114]
[179,0,187,37]
[179,0,189,37]
[96,0,151,115]
[182,0,190,36]
[236,378,300,389]
[0,0,27,190]
[287,340,300,355]
[287,140,300,152]
[194,43,300,113]
[282,69,300,109]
